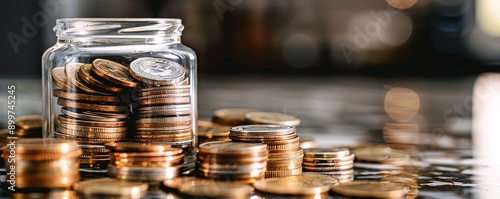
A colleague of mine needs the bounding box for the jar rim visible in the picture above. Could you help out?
[56,18,182,23]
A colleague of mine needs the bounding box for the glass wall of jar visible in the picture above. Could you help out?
[42,18,197,175]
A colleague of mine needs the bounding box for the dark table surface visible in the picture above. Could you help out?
[1,75,495,199]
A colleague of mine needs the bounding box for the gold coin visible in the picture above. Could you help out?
[92,59,137,88]
[330,180,407,198]
[136,115,191,123]
[14,173,80,189]
[302,161,353,167]
[303,147,350,158]
[4,138,80,154]
[15,115,42,130]
[268,148,303,159]
[58,127,127,139]
[197,154,268,164]
[75,178,148,198]
[386,0,417,10]
[303,154,355,163]
[53,89,119,103]
[105,142,182,153]
[178,181,253,199]
[55,132,124,144]
[245,111,301,127]
[78,64,123,93]
[58,115,127,127]
[198,141,268,155]
[9,190,78,199]
[52,67,74,91]
[303,164,353,172]
[254,174,339,194]
[212,108,260,125]
[352,146,410,164]
[59,123,127,133]
[65,63,108,95]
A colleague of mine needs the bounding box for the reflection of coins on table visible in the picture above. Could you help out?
[178,181,253,199]
[330,180,407,198]
[352,145,410,164]
[253,174,340,195]
[75,178,148,199]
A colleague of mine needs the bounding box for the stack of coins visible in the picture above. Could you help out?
[229,125,302,178]
[302,148,355,183]
[196,141,268,183]
[197,120,231,146]
[51,60,136,171]
[105,142,184,183]
[2,139,81,190]
[212,108,260,126]
[79,144,111,177]
[244,112,301,128]
[130,57,193,146]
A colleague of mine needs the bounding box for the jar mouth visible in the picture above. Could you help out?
[55,18,184,38]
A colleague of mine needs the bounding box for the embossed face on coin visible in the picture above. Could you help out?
[130,57,185,85]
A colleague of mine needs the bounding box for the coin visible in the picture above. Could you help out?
[136,85,190,96]
[52,67,74,91]
[212,108,260,125]
[92,59,138,88]
[303,164,353,172]
[352,146,410,164]
[178,182,253,199]
[303,154,355,163]
[299,135,318,149]
[245,111,301,127]
[7,138,80,154]
[265,168,302,178]
[230,125,295,136]
[130,57,186,85]
[75,178,148,198]
[330,180,407,198]
[15,115,42,130]
[198,141,268,155]
[77,64,123,93]
[136,95,190,106]
[61,107,124,122]
[303,148,351,158]
[65,63,110,95]
[161,177,211,191]
[53,89,119,103]
[57,99,129,113]
[58,115,127,127]
[105,142,182,153]
[254,174,340,194]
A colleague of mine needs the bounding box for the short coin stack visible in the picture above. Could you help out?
[78,144,111,176]
[230,125,302,178]
[129,57,193,146]
[105,142,184,183]
[2,139,81,190]
[196,141,268,183]
[302,148,355,183]
[51,60,136,171]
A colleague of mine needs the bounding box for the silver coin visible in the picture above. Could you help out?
[130,57,185,85]
[230,125,294,136]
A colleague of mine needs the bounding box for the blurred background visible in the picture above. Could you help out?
[2,0,500,77]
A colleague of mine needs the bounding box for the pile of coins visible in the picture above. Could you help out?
[302,148,355,183]
[230,125,302,178]
[106,142,184,183]
[197,120,231,146]
[130,57,193,145]
[2,139,81,190]
[196,141,268,183]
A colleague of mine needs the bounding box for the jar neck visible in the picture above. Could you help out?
[57,36,181,45]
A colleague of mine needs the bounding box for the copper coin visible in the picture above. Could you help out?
[212,108,260,126]
[105,142,182,153]
[57,98,129,113]
[132,136,193,143]
[15,115,42,130]
[245,111,301,127]
[229,125,295,136]
[136,115,191,123]
[264,168,302,178]
[78,64,123,93]
[61,107,124,122]
[65,63,109,95]
[58,115,127,127]
[136,86,190,96]
[53,89,119,103]
[81,110,129,119]
[92,59,137,88]
[135,126,191,131]
[136,96,190,106]
[58,127,127,139]
[134,129,192,135]
[52,67,74,91]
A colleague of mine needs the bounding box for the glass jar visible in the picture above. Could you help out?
[41,18,197,173]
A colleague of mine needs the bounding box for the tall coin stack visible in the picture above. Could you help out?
[196,141,268,183]
[302,148,355,183]
[129,58,193,147]
[105,142,184,183]
[2,139,81,191]
[51,60,137,171]
[229,125,303,178]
